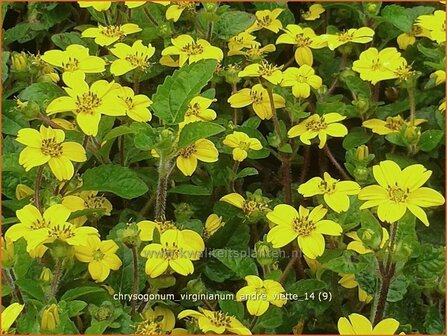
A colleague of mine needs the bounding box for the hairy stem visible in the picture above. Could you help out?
[143,6,158,26]
[407,86,416,125]
[47,260,63,301]
[34,165,45,212]
[155,156,173,222]
[130,246,139,316]
[323,145,351,180]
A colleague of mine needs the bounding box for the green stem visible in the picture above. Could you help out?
[130,246,139,316]
[143,6,159,26]
[34,165,45,212]
[155,155,173,222]
[249,315,259,330]
[407,86,416,125]
[231,160,240,192]
[323,144,351,180]
[47,260,63,301]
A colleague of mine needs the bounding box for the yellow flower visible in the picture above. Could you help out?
[358,160,445,225]
[182,96,217,124]
[397,25,431,50]
[135,305,177,334]
[302,4,325,21]
[140,229,205,278]
[125,1,146,9]
[15,184,34,200]
[228,32,260,54]
[281,65,322,98]
[228,84,285,120]
[238,61,283,85]
[110,40,155,76]
[164,2,196,22]
[137,219,177,241]
[416,10,446,43]
[203,214,223,239]
[74,236,122,282]
[82,24,142,46]
[46,72,124,136]
[288,113,348,149]
[78,1,111,11]
[40,267,53,282]
[247,9,283,33]
[266,204,342,259]
[439,100,446,112]
[11,52,28,72]
[352,47,404,85]
[220,192,270,216]
[178,307,251,335]
[17,126,87,180]
[236,275,286,316]
[223,131,262,162]
[41,304,60,332]
[338,313,399,335]
[1,303,24,334]
[363,115,425,135]
[346,228,389,254]
[41,44,106,83]
[228,43,276,59]
[338,274,373,303]
[430,69,446,86]
[159,55,179,68]
[276,25,323,66]
[298,172,360,213]
[62,191,113,226]
[117,86,152,122]
[1,236,15,267]
[320,27,374,50]
[176,139,218,176]
[162,34,223,67]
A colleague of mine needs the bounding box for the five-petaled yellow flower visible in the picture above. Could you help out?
[176,139,219,176]
[363,115,425,135]
[276,25,324,66]
[281,64,322,98]
[162,34,223,67]
[236,275,286,316]
[110,40,155,76]
[62,191,113,226]
[228,32,260,54]
[138,219,178,242]
[228,43,276,59]
[178,307,252,335]
[358,160,445,226]
[1,303,24,334]
[397,25,430,50]
[220,192,270,216]
[320,27,374,50]
[416,10,446,44]
[352,47,404,85]
[140,229,204,278]
[247,9,283,33]
[78,1,111,11]
[302,4,325,21]
[155,1,197,22]
[266,204,342,259]
[238,61,283,85]
[17,125,86,181]
[46,72,124,136]
[182,96,217,125]
[135,305,184,335]
[117,86,153,122]
[338,313,400,335]
[41,44,106,83]
[298,172,360,213]
[228,84,285,120]
[74,236,122,282]
[223,131,262,162]
[82,23,142,46]
[288,113,348,149]
[346,228,389,254]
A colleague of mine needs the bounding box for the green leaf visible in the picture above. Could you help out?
[19,82,64,108]
[152,59,217,124]
[343,75,371,98]
[419,130,444,152]
[178,121,225,148]
[61,286,106,301]
[381,5,412,33]
[286,279,327,297]
[85,321,111,335]
[218,292,245,321]
[236,167,258,179]
[81,165,148,199]
[102,125,136,143]
[16,279,45,301]
[387,274,409,302]
[323,251,368,274]
[215,11,255,40]
[385,132,406,147]
[256,307,283,329]
[51,32,98,53]
[424,305,445,334]
[168,184,211,196]
[211,248,258,278]
[342,127,372,150]
[66,300,88,317]
[131,123,157,151]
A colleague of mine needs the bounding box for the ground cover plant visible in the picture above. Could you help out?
[1,1,446,335]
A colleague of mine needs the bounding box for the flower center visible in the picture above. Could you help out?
[211,311,232,328]
[61,57,80,72]
[122,96,134,110]
[318,180,337,194]
[185,103,201,116]
[238,141,251,151]
[48,223,76,240]
[257,14,272,28]
[125,52,151,69]
[161,243,181,260]
[179,145,197,158]
[292,216,316,236]
[246,45,263,57]
[384,116,404,131]
[157,220,177,233]
[41,138,63,158]
[370,59,384,71]
[295,33,311,46]
[337,31,354,42]
[181,42,204,56]
[394,64,413,80]
[387,186,409,203]
[76,92,102,115]
[84,195,106,209]
[101,25,124,38]
[260,62,279,76]
[31,218,49,230]
[250,90,265,104]
[93,250,105,261]
[306,117,327,131]
[135,321,163,335]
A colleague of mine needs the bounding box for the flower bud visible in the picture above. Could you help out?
[11,52,28,72]
[353,98,369,113]
[1,237,15,268]
[404,125,421,145]
[365,2,380,15]
[41,304,60,332]
[203,214,223,239]
[94,302,114,321]
[255,241,275,266]
[40,267,53,283]
[203,2,218,12]
[174,202,195,223]
[224,64,241,85]
[116,223,141,248]
[15,183,34,200]
[355,145,369,162]
[186,278,206,295]
[49,240,74,260]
